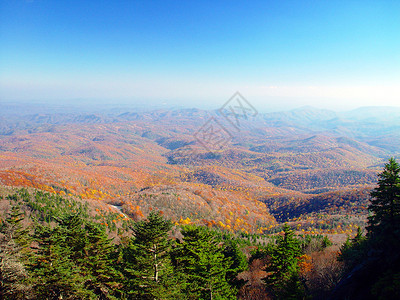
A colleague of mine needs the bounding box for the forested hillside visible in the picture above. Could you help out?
[1,187,336,299]
[1,106,399,235]
[1,105,400,298]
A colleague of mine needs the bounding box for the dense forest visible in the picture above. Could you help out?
[0,188,329,299]
[0,107,394,236]
[1,158,399,299]
[2,0,400,297]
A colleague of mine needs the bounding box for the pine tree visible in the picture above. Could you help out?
[0,205,30,250]
[122,212,181,299]
[30,214,120,299]
[222,239,248,291]
[173,225,236,300]
[368,157,400,241]
[333,159,400,299]
[339,227,366,271]
[0,205,32,299]
[263,224,306,300]
[366,158,400,298]
[30,223,91,299]
[57,214,120,299]
[80,221,121,299]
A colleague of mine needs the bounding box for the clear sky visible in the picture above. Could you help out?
[0,0,399,111]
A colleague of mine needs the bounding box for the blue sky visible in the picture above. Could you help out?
[0,0,399,110]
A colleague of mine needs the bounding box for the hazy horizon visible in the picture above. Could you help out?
[2,98,400,116]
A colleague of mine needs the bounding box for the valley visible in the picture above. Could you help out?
[1,105,399,235]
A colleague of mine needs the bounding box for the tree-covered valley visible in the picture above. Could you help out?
[1,105,400,299]
[2,0,400,297]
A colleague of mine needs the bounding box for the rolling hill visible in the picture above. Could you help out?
[1,104,399,233]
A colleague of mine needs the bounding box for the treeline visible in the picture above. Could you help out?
[1,208,247,299]
[0,191,333,300]
[269,169,376,191]
[268,187,372,222]
[2,157,398,299]
[334,158,400,299]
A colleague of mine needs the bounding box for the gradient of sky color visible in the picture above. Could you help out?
[1,0,399,110]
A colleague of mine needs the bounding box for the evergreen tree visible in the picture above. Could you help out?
[366,158,400,299]
[263,224,306,300]
[30,223,91,299]
[80,221,121,299]
[173,225,236,300]
[333,159,400,299]
[368,157,400,242]
[30,214,120,299]
[0,205,30,250]
[0,205,32,299]
[338,227,366,271]
[121,212,181,299]
[57,214,120,299]
[222,239,248,291]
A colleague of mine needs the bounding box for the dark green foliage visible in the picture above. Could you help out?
[30,214,120,299]
[222,239,248,290]
[79,221,122,298]
[371,270,400,300]
[366,158,400,299]
[0,188,325,299]
[121,211,181,299]
[6,188,89,225]
[262,225,307,300]
[57,215,121,298]
[1,192,251,299]
[368,157,400,242]
[0,205,30,250]
[321,235,332,248]
[30,214,119,299]
[30,223,90,299]
[334,158,400,299]
[338,227,366,271]
[298,234,332,253]
[173,225,237,300]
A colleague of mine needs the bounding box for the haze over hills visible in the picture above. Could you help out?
[0,104,399,233]
[2,1,399,297]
